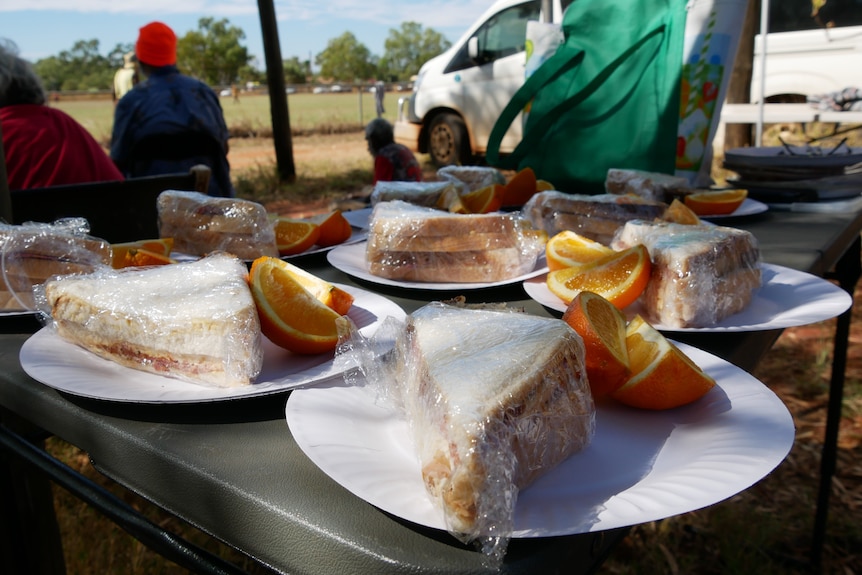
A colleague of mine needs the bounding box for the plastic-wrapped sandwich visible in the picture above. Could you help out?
[39,252,263,387]
[157,190,278,260]
[369,180,459,208]
[366,201,546,283]
[338,301,594,560]
[524,190,667,245]
[612,220,761,328]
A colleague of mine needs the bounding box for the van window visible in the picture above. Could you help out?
[445,0,541,73]
[769,0,862,32]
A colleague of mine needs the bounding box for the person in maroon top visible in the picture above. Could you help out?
[365,118,422,184]
[0,41,123,190]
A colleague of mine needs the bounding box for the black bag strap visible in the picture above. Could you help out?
[486,23,667,170]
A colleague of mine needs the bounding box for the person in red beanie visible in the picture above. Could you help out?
[0,40,123,190]
[110,21,234,197]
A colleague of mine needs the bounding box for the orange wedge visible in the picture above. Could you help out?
[536,179,555,192]
[562,291,630,398]
[664,198,701,225]
[252,257,354,315]
[459,183,504,214]
[248,257,343,354]
[684,189,747,216]
[546,230,615,272]
[612,315,716,410]
[273,218,321,256]
[122,247,177,267]
[309,210,352,247]
[111,238,174,269]
[546,244,651,309]
[499,167,538,206]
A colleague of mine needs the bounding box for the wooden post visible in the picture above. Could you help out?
[723,0,759,151]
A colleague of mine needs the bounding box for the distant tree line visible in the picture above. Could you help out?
[30,17,450,92]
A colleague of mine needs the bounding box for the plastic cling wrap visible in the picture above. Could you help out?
[523,190,668,245]
[37,252,263,387]
[611,220,761,327]
[437,165,506,193]
[366,201,546,283]
[0,218,111,311]
[369,180,459,208]
[336,302,595,564]
[157,190,278,260]
[605,168,691,203]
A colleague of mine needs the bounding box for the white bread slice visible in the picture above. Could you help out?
[43,252,262,386]
[366,201,545,282]
[157,190,278,260]
[611,220,761,327]
[395,303,594,535]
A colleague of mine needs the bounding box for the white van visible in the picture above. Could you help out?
[394,0,573,166]
[752,2,862,102]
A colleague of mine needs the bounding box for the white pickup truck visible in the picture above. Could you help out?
[394,0,573,167]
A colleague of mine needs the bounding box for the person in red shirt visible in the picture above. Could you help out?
[365,118,422,184]
[0,41,123,190]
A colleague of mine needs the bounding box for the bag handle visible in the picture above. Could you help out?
[487,23,667,170]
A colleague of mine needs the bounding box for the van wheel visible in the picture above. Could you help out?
[428,113,470,166]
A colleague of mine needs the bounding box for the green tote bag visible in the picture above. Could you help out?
[486,0,688,194]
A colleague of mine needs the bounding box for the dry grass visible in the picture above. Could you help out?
[45,124,862,574]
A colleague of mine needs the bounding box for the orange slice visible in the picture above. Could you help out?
[612,315,716,410]
[273,218,321,256]
[459,183,504,214]
[562,291,630,398]
[111,238,174,269]
[248,257,343,354]
[499,167,537,206]
[546,244,651,309]
[536,179,555,192]
[683,189,747,216]
[252,257,354,315]
[664,198,701,225]
[122,247,177,267]
[546,230,615,272]
[309,210,352,247]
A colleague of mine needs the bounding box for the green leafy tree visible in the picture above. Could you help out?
[33,39,114,91]
[379,22,451,81]
[283,56,309,84]
[315,32,376,82]
[176,17,252,86]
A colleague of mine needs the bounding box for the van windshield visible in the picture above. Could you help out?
[768,0,862,32]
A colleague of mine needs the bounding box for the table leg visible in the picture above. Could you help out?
[812,234,861,572]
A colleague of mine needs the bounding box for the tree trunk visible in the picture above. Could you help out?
[723,0,760,151]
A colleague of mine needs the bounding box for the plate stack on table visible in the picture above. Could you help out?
[723,143,862,205]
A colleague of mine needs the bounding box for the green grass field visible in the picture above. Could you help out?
[53,91,405,143]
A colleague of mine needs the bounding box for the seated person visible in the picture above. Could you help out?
[0,41,123,190]
[365,118,423,184]
[110,22,234,197]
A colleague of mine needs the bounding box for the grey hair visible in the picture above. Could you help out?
[365,118,394,155]
[0,39,47,107]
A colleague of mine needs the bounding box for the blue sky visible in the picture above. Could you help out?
[1,0,491,69]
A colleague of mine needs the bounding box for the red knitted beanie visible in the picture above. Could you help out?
[135,21,177,67]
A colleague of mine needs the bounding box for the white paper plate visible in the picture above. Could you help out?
[19,284,404,403]
[328,241,548,290]
[342,208,372,230]
[523,263,851,332]
[283,227,368,260]
[286,342,794,536]
[700,198,768,219]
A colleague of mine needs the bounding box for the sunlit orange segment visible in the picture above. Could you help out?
[612,315,716,410]
[664,199,701,225]
[536,179,555,192]
[459,184,504,214]
[499,167,538,206]
[684,189,747,216]
[308,210,352,247]
[253,257,354,315]
[546,230,615,271]
[248,257,343,354]
[546,244,651,309]
[122,248,177,267]
[273,218,321,256]
[562,291,630,398]
[111,238,174,269]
